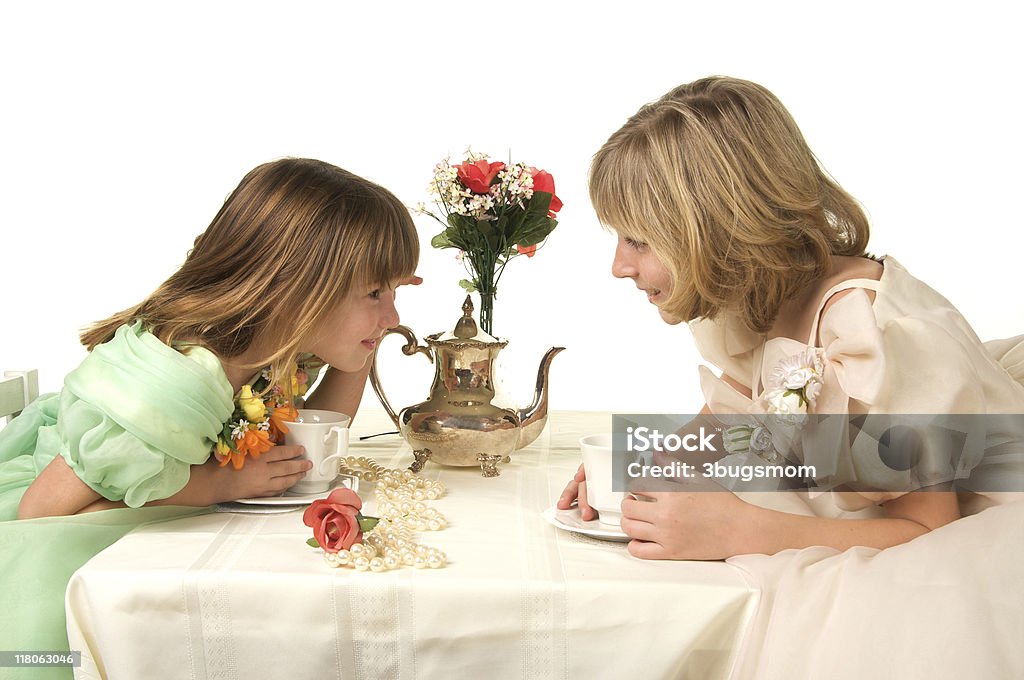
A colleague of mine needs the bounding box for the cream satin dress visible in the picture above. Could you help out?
[690,256,1024,517]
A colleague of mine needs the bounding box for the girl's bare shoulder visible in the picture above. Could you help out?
[819,256,883,313]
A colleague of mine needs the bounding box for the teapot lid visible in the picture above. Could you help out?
[453,295,478,339]
[432,295,500,344]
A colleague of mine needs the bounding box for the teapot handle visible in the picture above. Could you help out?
[369,325,434,428]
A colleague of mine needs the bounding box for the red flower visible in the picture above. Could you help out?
[529,168,563,216]
[302,488,364,553]
[455,159,505,194]
[516,243,538,258]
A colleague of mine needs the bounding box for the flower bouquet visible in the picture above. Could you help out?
[764,347,824,416]
[214,364,312,469]
[417,150,562,336]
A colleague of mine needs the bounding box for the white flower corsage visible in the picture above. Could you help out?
[724,347,825,465]
[723,424,780,463]
[764,347,825,416]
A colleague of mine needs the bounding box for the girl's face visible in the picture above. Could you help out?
[304,282,401,371]
[611,234,680,325]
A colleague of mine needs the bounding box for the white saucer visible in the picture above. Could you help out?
[229,474,359,506]
[542,506,630,542]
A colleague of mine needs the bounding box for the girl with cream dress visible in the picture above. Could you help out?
[559,77,1024,561]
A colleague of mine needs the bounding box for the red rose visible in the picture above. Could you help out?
[455,159,505,194]
[516,243,538,258]
[302,488,364,553]
[529,168,563,216]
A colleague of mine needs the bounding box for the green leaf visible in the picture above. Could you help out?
[782,389,809,407]
[495,212,514,240]
[476,219,501,251]
[458,279,478,292]
[528,190,554,218]
[431,231,454,249]
[516,219,557,248]
[306,538,320,549]
[357,516,380,533]
[508,192,557,246]
[430,215,477,252]
[448,213,476,232]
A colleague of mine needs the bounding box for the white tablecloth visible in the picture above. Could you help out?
[66,411,758,680]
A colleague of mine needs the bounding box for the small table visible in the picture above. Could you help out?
[66,411,757,680]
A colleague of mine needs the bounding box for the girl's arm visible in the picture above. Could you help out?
[621,485,960,560]
[18,455,102,519]
[745,490,960,554]
[302,361,372,422]
[18,447,313,519]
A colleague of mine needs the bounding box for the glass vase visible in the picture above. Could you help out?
[478,290,495,337]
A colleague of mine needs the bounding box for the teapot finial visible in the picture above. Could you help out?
[453,295,478,339]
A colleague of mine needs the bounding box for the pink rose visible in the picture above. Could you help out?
[528,168,563,216]
[302,488,364,553]
[455,159,505,194]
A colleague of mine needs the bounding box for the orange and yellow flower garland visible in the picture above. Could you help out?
[214,365,313,469]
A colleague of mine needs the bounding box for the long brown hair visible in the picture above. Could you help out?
[81,158,419,384]
[590,76,869,333]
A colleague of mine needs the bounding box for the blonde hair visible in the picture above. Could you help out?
[81,158,419,387]
[590,76,869,333]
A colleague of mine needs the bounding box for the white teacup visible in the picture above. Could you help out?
[284,409,351,494]
[580,433,626,527]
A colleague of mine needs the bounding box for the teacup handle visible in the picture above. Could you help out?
[317,425,350,477]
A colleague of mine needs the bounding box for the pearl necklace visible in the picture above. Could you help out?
[321,456,448,572]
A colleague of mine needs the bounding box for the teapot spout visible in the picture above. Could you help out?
[517,346,565,450]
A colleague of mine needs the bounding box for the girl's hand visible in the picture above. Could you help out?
[620,484,752,561]
[398,275,423,287]
[556,464,598,521]
[196,445,313,503]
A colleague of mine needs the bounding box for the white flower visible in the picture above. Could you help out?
[804,378,823,405]
[769,348,822,390]
[722,424,779,462]
[750,426,773,452]
[766,389,806,415]
[782,367,815,391]
[466,193,495,218]
[765,347,824,412]
[231,420,250,440]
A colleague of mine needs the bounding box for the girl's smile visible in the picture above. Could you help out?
[611,234,675,322]
[643,287,664,303]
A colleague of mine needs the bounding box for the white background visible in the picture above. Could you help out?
[1,1,1021,414]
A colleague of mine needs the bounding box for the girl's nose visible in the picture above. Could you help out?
[611,241,637,279]
[381,297,400,330]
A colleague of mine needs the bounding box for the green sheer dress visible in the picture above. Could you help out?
[0,323,234,678]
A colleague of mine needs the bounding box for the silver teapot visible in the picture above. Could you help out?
[369,296,563,473]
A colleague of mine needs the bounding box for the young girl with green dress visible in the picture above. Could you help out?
[0,157,421,669]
